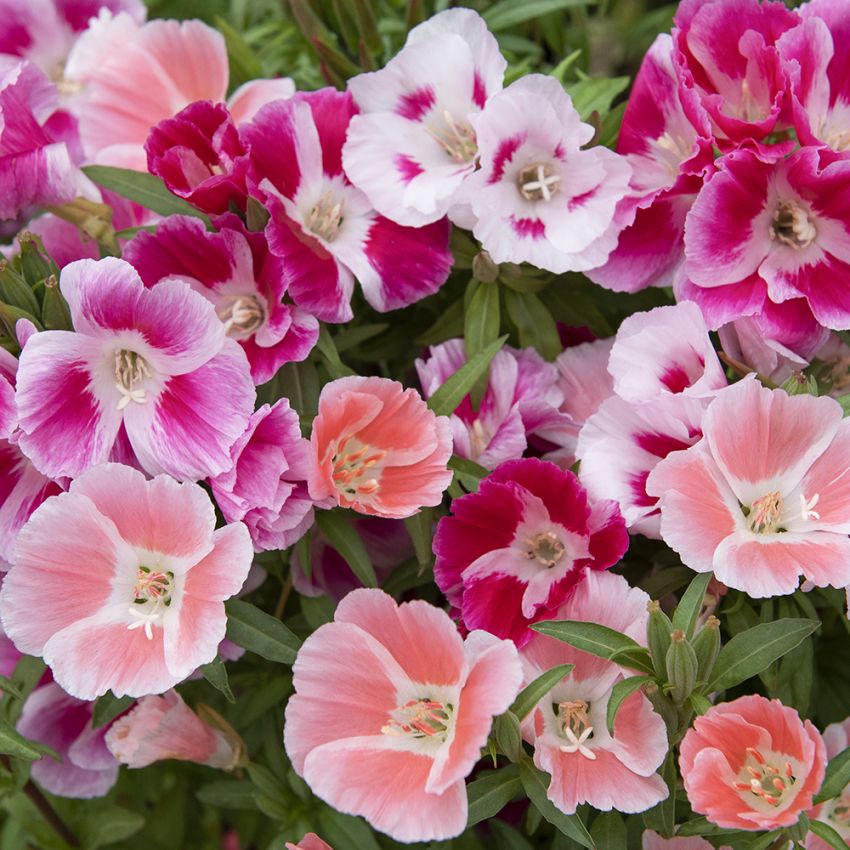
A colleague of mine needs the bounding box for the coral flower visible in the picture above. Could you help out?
[284,588,522,843]
[286,837,333,850]
[643,833,727,850]
[308,376,453,519]
[807,717,850,849]
[679,694,826,830]
[647,377,850,597]
[0,463,253,700]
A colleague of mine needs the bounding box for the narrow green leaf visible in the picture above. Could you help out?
[92,692,134,729]
[79,804,145,849]
[606,675,653,735]
[745,830,783,850]
[566,76,630,120]
[448,454,489,481]
[213,16,264,85]
[403,508,433,570]
[671,572,712,638]
[0,676,22,700]
[318,807,383,850]
[467,764,522,827]
[200,656,235,704]
[815,746,850,803]
[532,620,653,674]
[0,263,39,316]
[315,509,378,587]
[465,280,501,357]
[509,663,574,721]
[519,760,594,848]
[642,751,677,838]
[315,326,355,379]
[606,645,656,675]
[590,811,626,850]
[225,599,301,664]
[196,780,257,810]
[492,711,523,762]
[427,335,508,416]
[490,820,535,850]
[504,289,560,361]
[0,719,45,761]
[484,0,597,31]
[809,819,850,850]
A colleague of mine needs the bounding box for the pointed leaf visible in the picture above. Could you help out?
[466,765,522,827]
[92,692,134,729]
[590,811,626,850]
[200,656,235,704]
[427,335,508,416]
[403,507,433,570]
[809,819,850,850]
[532,620,653,673]
[509,663,574,721]
[606,675,653,735]
[315,509,377,588]
[519,760,594,848]
[225,599,301,664]
[671,572,712,638]
[484,0,598,31]
[0,718,46,760]
[504,289,560,361]
[814,746,850,804]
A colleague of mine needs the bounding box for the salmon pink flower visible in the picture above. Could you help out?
[0,463,253,699]
[284,588,522,843]
[308,376,453,519]
[286,836,333,850]
[643,833,727,850]
[807,717,850,849]
[433,458,628,646]
[679,694,826,830]
[647,377,850,597]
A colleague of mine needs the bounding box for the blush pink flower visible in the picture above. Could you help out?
[806,716,850,849]
[643,833,727,850]
[522,571,668,814]
[647,377,850,597]
[105,689,242,769]
[284,588,522,843]
[15,256,255,480]
[433,458,628,646]
[286,836,333,850]
[680,694,826,830]
[0,463,253,699]
[308,376,453,519]
[718,316,814,384]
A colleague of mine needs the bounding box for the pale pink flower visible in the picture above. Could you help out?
[643,832,730,850]
[0,463,253,699]
[284,588,522,843]
[718,317,813,384]
[286,835,333,850]
[647,377,850,597]
[807,717,850,850]
[679,694,826,830]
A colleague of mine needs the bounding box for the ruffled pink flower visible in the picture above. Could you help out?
[522,571,668,814]
[244,88,452,322]
[17,681,118,798]
[680,694,826,830]
[342,8,505,228]
[286,836,333,850]
[15,256,255,480]
[807,717,850,850]
[124,215,318,385]
[0,463,253,699]
[433,458,628,646]
[718,317,812,384]
[308,376,453,519]
[647,377,850,597]
[209,399,315,552]
[106,688,241,769]
[458,75,632,274]
[284,588,522,843]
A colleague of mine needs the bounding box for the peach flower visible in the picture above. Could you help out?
[285,836,333,850]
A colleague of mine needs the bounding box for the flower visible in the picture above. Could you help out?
[0,463,253,699]
[308,376,453,519]
[807,716,850,849]
[105,689,242,769]
[679,694,826,830]
[433,458,628,646]
[521,571,668,814]
[647,377,850,597]
[643,833,729,850]
[284,587,522,843]
[15,256,255,480]
[244,88,453,323]
[286,836,333,850]
[458,74,632,274]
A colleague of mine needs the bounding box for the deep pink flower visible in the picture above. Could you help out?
[15,256,255,480]
[0,463,253,699]
[647,377,850,597]
[244,88,453,322]
[124,215,318,385]
[807,716,850,849]
[680,694,826,830]
[433,458,628,646]
[286,836,333,850]
[284,588,522,843]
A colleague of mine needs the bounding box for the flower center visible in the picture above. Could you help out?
[426,110,477,163]
[307,193,344,242]
[734,747,796,807]
[382,698,453,741]
[114,349,151,410]
[770,200,816,249]
[556,699,595,759]
[217,295,265,337]
[518,163,561,202]
[127,566,174,641]
[745,491,783,534]
[331,436,386,502]
[524,531,566,567]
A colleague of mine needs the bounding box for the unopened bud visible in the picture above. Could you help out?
[781,371,818,397]
[472,250,500,283]
[692,614,721,682]
[665,629,698,705]
[647,600,673,678]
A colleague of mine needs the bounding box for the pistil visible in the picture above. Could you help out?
[518,163,561,202]
[524,531,566,567]
[426,110,477,163]
[733,747,796,807]
[331,436,386,501]
[114,349,151,410]
[557,699,596,759]
[770,200,816,249]
[218,295,265,337]
[127,566,174,640]
[307,193,344,242]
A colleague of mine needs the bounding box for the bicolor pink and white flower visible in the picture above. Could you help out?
[643,833,726,850]
[245,88,453,323]
[647,377,850,597]
[458,74,632,274]
[806,716,850,850]
[342,7,505,227]
[522,571,668,814]
[433,458,628,646]
[718,316,813,384]
[308,376,453,519]
[284,588,522,843]
[679,694,826,830]
[15,256,255,480]
[0,463,253,699]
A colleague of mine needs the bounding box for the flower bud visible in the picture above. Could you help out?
[472,250,500,283]
[646,600,673,677]
[692,614,721,682]
[665,629,698,705]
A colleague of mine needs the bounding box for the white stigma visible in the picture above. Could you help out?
[800,492,821,522]
[558,726,596,760]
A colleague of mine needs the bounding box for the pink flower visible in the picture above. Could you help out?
[342,8,505,227]
[718,316,813,384]
[643,833,730,850]
[433,458,628,646]
[284,588,522,842]
[522,571,668,814]
[105,688,242,769]
[458,75,632,274]
[15,256,255,480]
[244,88,453,323]
[0,463,253,699]
[17,681,118,798]
[209,400,315,552]
[124,215,319,385]
[286,836,333,850]
[647,377,850,597]
[308,376,453,519]
[807,717,850,849]
[679,694,826,830]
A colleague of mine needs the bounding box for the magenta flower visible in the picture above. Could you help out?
[244,88,453,323]
[15,256,255,480]
[0,463,253,699]
[284,588,522,843]
[433,458,628,646]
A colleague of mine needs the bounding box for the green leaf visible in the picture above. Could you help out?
[317,807,383,850]
[606,675,653,735]
[671,572,712,638]
[315,326,355,379]
[815,746,850,803]
[0,676,22,700]
[509,663,574,721]
[745,830,784,850]
[225,599,301,664]
[467,764,522,827]
[0,719,46,761]
[403,508,433,570]
[82,166,211,223]
[492,711,523,762]
[490,820,535,850]
[519,760,594,848]
[91,692,134,729]
[566,76,631,121]
[484,0,597,31]
[448,454,489,482]
[213,15,263,86]
[708,618,820,692]
[315,509,378,588]
[78,804,145,849]
[809,819,850,850]
[200,656,235,704]
[642,751,677,838]
[196,780,257,810]
[465,280,501,358]
[427,335,508,416]
[532,620,654,674]
[590,811,626,850]
[504,289,560,361]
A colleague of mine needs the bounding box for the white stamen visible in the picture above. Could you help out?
[114,350,151,410]
[558,726,596,760]
[126,602,164,641]
[800,492,821,522]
